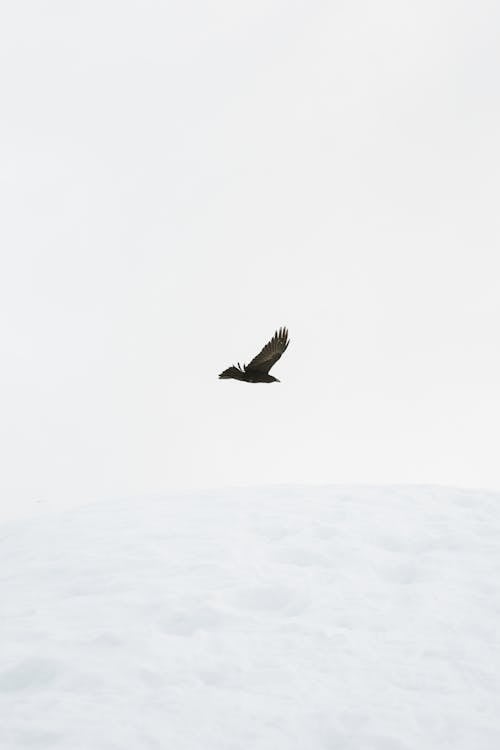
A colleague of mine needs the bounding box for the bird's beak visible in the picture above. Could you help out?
[275,378,280,383]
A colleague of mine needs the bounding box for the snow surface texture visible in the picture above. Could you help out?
[1,486,499,750]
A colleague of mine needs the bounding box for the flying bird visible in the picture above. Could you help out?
[219,327,290,383]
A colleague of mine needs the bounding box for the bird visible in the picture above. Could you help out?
[219,327,290,383]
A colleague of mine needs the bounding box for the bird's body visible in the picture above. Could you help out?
[219,327,289,383]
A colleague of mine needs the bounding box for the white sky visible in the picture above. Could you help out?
[1,0,500,508]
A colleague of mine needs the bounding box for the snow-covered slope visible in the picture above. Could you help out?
[1,486,499,750]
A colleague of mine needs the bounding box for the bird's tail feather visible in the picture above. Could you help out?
[219,365,246,380]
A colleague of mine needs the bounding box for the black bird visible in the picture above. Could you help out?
[219,327,289,383]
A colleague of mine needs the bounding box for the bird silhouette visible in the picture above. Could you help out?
[219,327,289,383]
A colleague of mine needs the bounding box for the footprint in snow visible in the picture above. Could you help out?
[157,605,225,636]
[0,658,59,693]
[229,584,308,616]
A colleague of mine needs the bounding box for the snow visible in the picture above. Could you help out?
[1,485,499,749]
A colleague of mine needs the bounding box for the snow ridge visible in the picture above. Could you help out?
[1,486,499,749]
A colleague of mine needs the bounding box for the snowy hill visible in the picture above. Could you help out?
[1,486,499,750]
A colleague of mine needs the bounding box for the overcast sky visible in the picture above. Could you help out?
[1,0,500,509]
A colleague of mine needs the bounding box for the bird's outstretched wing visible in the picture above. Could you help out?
[246,327,289,374]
